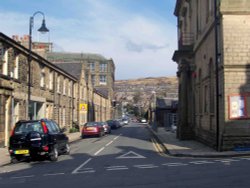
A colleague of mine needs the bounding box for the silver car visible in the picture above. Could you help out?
[100,122,111,134]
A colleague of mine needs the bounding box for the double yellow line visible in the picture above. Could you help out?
[151,137,168,157]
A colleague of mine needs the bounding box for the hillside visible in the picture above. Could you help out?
[114,76,178,115]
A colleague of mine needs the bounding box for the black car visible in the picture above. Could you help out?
[9,119,70,163]
[106,120,120,129]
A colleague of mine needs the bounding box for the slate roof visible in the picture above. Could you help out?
[47,52,108,62]
[55,62,83,80]
[95,88,109,98]
[156,98,178,109]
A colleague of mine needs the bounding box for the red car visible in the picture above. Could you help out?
[81,122,105,138]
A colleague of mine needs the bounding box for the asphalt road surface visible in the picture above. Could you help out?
[1,123,250,188]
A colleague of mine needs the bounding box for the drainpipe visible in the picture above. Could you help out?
[214,0,221,151]
[71,82,74,128]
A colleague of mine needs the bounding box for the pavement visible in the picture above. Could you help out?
[148,125,250,158]
[2,125,250,167]
[0,131,81,167]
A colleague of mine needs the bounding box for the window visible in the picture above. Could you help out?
[63,79,67,95]
[99,75,107,85]
[204,85,209,113]
[57,76,60,93]
[49,71,53,90]
[89,62,95,72]
[73,83,77,98]
[80,86,83,99]
[40,65,45,88]
[91,75,95,86]
[68,81,72,96]
[47,121,60,133]
[100,63,107,72]
[2,48,8,75]
[14,55,19,79]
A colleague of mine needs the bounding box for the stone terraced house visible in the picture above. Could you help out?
[0,32,112,147]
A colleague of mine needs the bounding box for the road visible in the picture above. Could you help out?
[1,123,250,188]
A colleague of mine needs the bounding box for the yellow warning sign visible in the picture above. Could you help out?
[79,103,88,112]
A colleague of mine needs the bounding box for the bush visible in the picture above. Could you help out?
[69,127,79,133]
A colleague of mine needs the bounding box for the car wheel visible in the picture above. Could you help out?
[98,132,102,137]
[65,143,70,155]
[49,147,58,161]
[10,156,19,164]
[81,134,84,139]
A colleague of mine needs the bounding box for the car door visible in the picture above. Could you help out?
[46,121,58,147]
[51,121,68,150]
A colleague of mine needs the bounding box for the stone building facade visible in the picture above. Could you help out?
[173,0,250,151]
[46,52,115,100]
[0,32,112,147]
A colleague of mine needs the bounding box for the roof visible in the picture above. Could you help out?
[56,62,83,80]
[47,52,110,62]
[156,98,178,109]
[0,32,77,81]
[94,88,109,99]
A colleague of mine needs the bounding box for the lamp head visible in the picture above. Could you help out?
[38,19,49,33]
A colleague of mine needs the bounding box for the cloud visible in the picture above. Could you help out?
[0,0,178,80]
[125,39,168,53]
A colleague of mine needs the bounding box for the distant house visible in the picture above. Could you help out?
[148,95,178,131]
[155,98,178,130]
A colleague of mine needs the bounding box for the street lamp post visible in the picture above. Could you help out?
[28,11,49,120]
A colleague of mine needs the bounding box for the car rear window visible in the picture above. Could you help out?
[85,122,99,127]
[14,122,43,134]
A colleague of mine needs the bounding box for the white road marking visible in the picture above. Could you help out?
[72,158,92,174]
[162,163,188,167]
[43,173,65,176]
[117,151,146,159]
[236,157,250,161]
[11,175,35,179]
[106,168,128,171]
[76,168,95,173]
[134,164,159,169]
[94,147,105,156]
[106,166,128,171]
[114,134,122,140]
[105,140,113,147]
[189,161,215,165]
[215,159,240,163]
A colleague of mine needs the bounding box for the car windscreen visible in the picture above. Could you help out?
[14,122,43,134]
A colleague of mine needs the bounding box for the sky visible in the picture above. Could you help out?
[0,0,177,80]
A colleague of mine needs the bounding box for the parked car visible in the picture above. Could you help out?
[99,121,111,134]
[9,119,70,163]
[114,120,122,128]
[117,119,125,126]
[140,118,147,123]
[122,118,129,125]
[107,120,118,129]
[81,122,105,138]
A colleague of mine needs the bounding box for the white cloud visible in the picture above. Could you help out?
[0,0,177,80]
